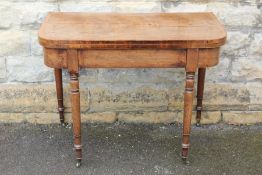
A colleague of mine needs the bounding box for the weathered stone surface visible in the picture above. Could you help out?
[118,111,221,124]
[221,31,250,57]
[6,56,53,82]
[177,111,222,124]
[114,1,160,12]
[0,1,57,29]
[0,30,30,57]
[1,82,260,114]
[223,111,262,125]
[203,83,252,110]
[14,2,58,29]
[0,2,16,29]
[59,2,115,12]
[168,83,253,111]
[60,1,160,12]
[207,2,261,26]
[167,86,184,111]
[231,57,262,81]
[0,112,116,124]
[0,84,89,113]
[249,33,262,58]
[245,82,262,111]
[205,56,231,82]
[87,82,262,112]
[66,112,117,123]
[161,2,207,12]
[118,112,179,124]
[0,57,6,82]
[97,68,184,84]
[0,113,27,123]
[30,30,43,56]
[88,84,168,112]
[0,0,262,124]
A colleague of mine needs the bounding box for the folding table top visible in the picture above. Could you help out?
[39,12,226,49]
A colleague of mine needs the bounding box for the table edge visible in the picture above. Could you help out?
[38,12,227,49]
[38,36,227,49]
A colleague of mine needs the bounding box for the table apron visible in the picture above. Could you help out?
[44,48,220,69]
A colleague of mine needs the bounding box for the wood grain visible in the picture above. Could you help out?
[54,68,65,124]
[182,72,195,160]
[39,12,226,49]
[79,49,186,68]
[38,12,227,166]
[196,68,206,125]
[44,48,220,69]
[70,73,82,163]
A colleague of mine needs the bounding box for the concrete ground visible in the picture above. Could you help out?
[0,123,261,175]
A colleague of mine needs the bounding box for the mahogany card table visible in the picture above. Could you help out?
[38,12,226,167]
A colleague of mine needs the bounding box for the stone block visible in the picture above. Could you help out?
[161,2,207,12]
[59,1,115,12]
[0,84,89,113]
[6,56,53,82]
[207,2,261,26]
[0,113,28,123]
[168,83,254,111]
[0,57,6,82]
[177,111,222,124]
[88,84,168,112]
[97,68,184,84]
[203,83,252,110]
[15,2,58,29]
[66,112,117,123]
[114,1,161,12]
[0,112,116,124]
[118,111,221,124]
[231,57,262,81]
[0,30,30,57]
[246,82,262,111]
[118,112,179,124]
[60,1,160,12]
[0,2,16,29]
[0,1,57,29]
[223,111,262,125]
[249,33,262,58]
[205,56,231,82]
[30,30,43,56]
[221,31,250,57]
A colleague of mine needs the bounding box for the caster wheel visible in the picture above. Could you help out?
[182,157,190,165]
[76,160,82,168]
[61,122,68,127]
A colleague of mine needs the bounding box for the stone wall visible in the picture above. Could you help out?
[0,0,262,124]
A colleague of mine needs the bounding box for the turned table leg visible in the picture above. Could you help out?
[181,49,198,164]
[182,72,195,163]
[196,68,206,126]
[69,72,82,167]
[54,68,66,126]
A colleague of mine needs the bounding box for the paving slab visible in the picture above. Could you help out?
[0,123,261,175]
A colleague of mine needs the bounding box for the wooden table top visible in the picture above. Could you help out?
[39,12,226,49]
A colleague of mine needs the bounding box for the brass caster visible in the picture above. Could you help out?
[182,157,190,166]
[196,122,201,127]
[61,122,68,127]
[76,160,82,168]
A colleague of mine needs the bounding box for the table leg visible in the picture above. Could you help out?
[182,72,195,164]
[54,68,66,126]
[196,68,206,126]
[69,72,82,167]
